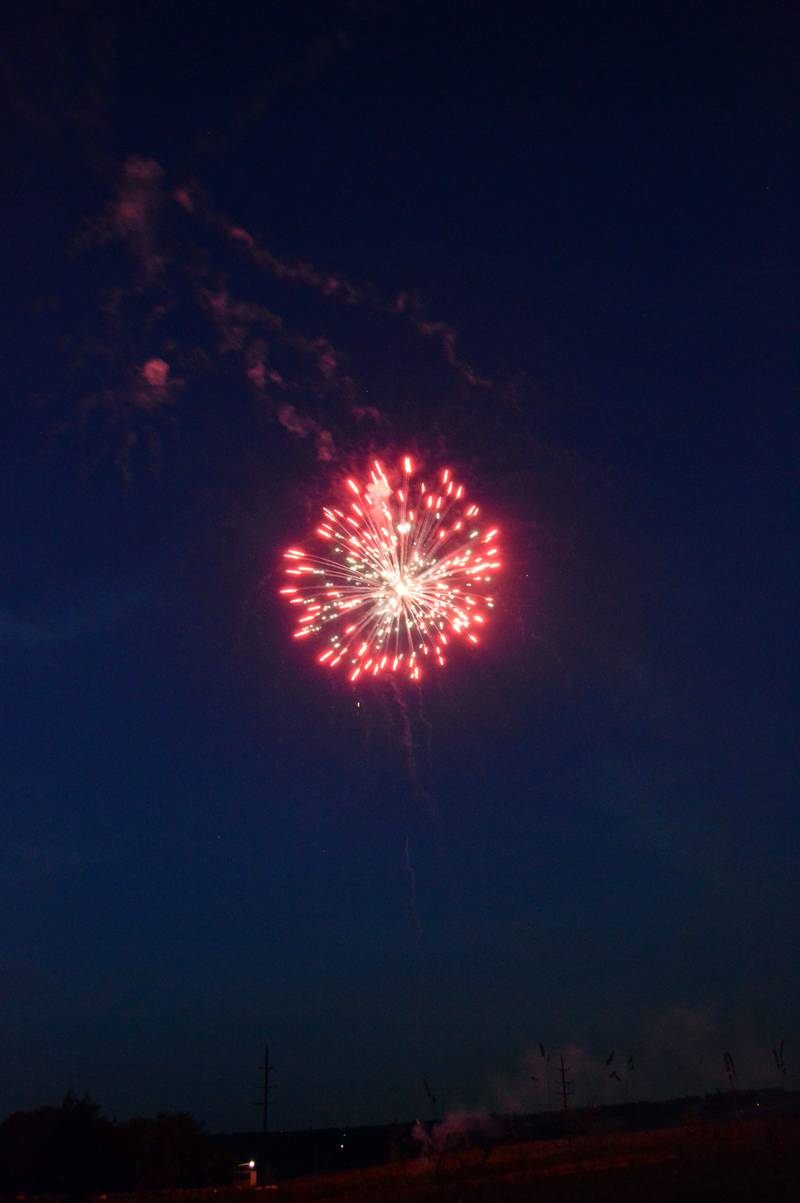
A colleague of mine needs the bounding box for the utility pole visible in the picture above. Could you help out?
[557,1053,576,1148]
[559,1055,574,1115]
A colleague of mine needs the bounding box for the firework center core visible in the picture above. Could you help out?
[385,569,414,605]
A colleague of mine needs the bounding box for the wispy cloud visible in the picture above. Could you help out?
[0,587,153,651]
[199,192,490,388]
[85,155,166,281]
[0,839,100,884]
[61,151,491,477]
[0,612,45,647]
[493,1005,785,1108]
[276,403,335,462]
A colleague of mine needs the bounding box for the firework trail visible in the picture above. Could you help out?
[382,676,438,829]
[388,675,420,788]
[185,185,490,390]
[279,455,505,1034]
[404,835,423,956]
[403,831,428,1067]
[280,455,502,682]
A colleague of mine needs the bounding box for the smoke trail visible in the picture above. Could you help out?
[58,155,493,478]
[403,831,428,1076]
[387,676,438,825]
[188,186,491,390]
[404,835,423,957]
[388,676,418,788]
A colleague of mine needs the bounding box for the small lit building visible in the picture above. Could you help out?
[233,1159,257,1186]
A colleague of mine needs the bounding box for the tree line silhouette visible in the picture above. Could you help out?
[0,1092,228,1197]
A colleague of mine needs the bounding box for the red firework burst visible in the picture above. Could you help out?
[280,456,502,682]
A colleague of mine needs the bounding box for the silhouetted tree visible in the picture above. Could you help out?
[0,1093,114,1199]
[0,1095,226,1195]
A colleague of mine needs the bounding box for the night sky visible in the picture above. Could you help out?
[3,2,798,1132]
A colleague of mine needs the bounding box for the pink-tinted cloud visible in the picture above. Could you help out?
[492,1004,786,1113]
[412,1111,497,1170]
[351,403,382,423]
[200,288,348,409]
[201,287,282,356]
[132,357,179,413]
[192,198,490,387]
[317,347,337,379]
[314,427,335,461]
[228,225,255,249]
[173,187,194,213]
[276,403,335,462]
[415,317,489,387]
[108,156,165,279]
[495,1041,639,1113]
[69,156,490,480]
[141,357,169,388]
[276,403,310,438]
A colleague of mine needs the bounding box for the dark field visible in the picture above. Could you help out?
[76,1116,800,1203]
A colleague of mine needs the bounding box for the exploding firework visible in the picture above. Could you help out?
[280,456,502,681]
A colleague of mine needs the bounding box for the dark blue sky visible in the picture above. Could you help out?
[3,1,797,1130]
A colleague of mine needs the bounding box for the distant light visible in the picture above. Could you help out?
[249,1160,255,1167]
